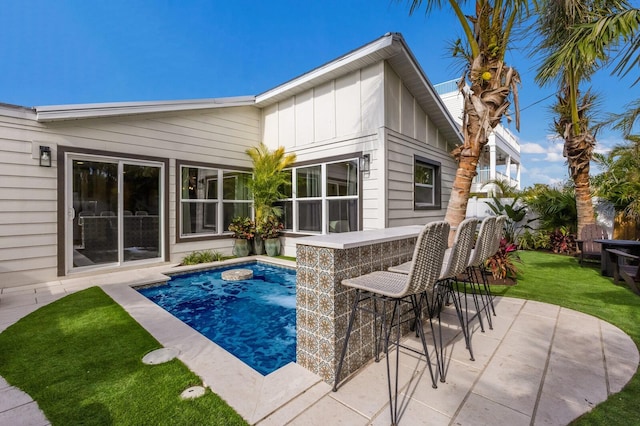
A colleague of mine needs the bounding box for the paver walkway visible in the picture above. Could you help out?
[1,264,638,425]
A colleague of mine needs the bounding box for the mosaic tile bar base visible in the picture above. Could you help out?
[296,237,417,384]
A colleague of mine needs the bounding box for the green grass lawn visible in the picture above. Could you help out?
[0,287,248,426]
[492,250,640,425]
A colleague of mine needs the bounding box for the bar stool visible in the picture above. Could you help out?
[333,221,449,426]
[389,218,480,368]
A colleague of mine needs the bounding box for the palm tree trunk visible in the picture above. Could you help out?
[444,59,517,245]
[444,156,478,245]
[574,165,595,237]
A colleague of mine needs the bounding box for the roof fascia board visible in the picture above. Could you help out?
[35,96,256,122]
[0,103,37,120]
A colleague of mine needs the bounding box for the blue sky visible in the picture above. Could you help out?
[1,0,637,188]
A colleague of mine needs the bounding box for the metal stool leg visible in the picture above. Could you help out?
[333,289,363,392]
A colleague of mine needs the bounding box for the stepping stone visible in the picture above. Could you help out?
[180,386,206,399]
[221,269,253,281]
[142,347,179,365]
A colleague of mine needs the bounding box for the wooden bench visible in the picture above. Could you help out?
[606,249,640,295]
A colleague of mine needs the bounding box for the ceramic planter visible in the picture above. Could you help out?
[253,235,265,255]
[264,238,280,257]
[233,239,251,257]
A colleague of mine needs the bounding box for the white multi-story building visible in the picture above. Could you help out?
[435,79,522,194]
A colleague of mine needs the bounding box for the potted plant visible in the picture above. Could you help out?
[260,215,284,256]
[252,220,265,255]
[228,216,254,257]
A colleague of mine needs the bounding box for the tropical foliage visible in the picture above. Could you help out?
[549,226,577,254]
[257,215,284,239]
[517,229,551,251]
[485,238,521,279]
[405,0,534,242]
[553,7,640,84]
[245,142,296,224]
[522,182,578,233]
[228,216,255,240]
[592,139,640,220]
[531,1,632,236]
[485,195,529,243]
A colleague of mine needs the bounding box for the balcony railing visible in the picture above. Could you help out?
[472,168,519,190]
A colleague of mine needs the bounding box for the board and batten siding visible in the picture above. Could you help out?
[262,62,385,149]
[0,105,261,287]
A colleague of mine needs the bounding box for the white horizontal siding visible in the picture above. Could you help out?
[0,105,261,287]
[385,129,457,227]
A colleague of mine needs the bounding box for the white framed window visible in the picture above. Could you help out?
[178,163,251,239]
[276,158,360,234]
[414,156,441,210]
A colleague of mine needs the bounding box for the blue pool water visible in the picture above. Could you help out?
[138,262,296,375]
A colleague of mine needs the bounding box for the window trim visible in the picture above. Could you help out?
[175,160,252,243]
[414,155,442,210]
[279,155,362,234]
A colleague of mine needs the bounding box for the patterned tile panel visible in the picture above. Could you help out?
[296,235,420,384]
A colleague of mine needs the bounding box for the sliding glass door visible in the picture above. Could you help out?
[68,155,163,271]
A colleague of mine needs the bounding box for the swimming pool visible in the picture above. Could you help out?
[138,262,296,375]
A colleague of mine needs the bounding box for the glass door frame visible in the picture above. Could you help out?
[64,152,166,275]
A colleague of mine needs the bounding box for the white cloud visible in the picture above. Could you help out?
[520,142,547,154]
[545,151,565,162]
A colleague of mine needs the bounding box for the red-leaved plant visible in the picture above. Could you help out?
[485,238,521,280]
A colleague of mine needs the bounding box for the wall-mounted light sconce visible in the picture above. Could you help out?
[39,146,52,167]
[361,154,370,173]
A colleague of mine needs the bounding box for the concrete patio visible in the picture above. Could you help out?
[1,263,638,425]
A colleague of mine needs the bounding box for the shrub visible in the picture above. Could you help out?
[485,238,521,279]
[549,227,576,254]
[518,229,551,251]
[181,250,224,265]
[522,183,577,234]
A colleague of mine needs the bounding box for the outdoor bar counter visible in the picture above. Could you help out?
[295,225,423,384]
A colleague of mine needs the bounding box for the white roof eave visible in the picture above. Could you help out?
[35,96,256,122]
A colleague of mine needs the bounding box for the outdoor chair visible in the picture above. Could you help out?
[463,216,497,329]
[388,218,481,367]
[576,224,608,265]
[429,217,481,368]
[606,249,640,295]
[477,214,507,316]
[333,221,449,426]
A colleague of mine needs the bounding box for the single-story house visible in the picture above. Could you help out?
[0,32,463,288]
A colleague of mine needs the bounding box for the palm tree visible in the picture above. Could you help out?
[245,142,296,224]
[406,0,534,242]
[533,0,630,237]
[548,8,640,83]
[550,87,599,237]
